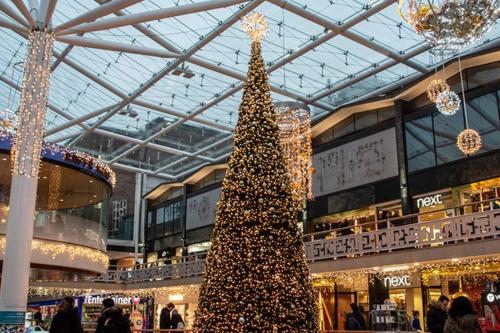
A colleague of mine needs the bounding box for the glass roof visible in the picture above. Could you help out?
[0,0,498,179]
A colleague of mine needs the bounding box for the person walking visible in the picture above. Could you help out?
[49,296,83,333]
[427,295,450,333]
[444,296,481,333]
[411,310,422,331]
[103,307,132,333]
[160,303,175,330]
[344,310,362,330]
[95,298,115,333]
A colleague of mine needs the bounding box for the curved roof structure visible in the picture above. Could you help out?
[0,0,498,179]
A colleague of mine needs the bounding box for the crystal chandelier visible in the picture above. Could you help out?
[274,101,313,208]
[435,90,461,116]
[398,0,499,52]
[457,128,482,155]
[427,79,450,103]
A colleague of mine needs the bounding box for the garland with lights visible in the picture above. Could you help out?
[0,236,109,268]
[0,130,116,186]
[193,12,319,333]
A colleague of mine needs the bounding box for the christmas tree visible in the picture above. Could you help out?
[193,13,319,333]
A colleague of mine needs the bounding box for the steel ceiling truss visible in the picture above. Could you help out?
[0,0,478,179]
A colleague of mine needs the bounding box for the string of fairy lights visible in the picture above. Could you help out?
[0,236,109,268]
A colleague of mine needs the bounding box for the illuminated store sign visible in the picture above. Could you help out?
[417,194,443,208]
[84,295,140,305]
[485,292,500,304]
[384,275,412,288]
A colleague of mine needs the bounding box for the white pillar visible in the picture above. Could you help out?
[133,172,142,265]
[0,29,54,332]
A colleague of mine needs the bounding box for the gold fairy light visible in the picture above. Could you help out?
[427,79,450,103]
[0,236,109,268]
[12,29,54,177]
[241,12,268,42]
[457,128,482,155]
[275,101,313,208]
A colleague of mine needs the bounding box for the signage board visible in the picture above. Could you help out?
[157,248,172,259]
[417,194,443,208]
[83,295,139,305]
[383,275,412,288]
[0,311,25,324]
[484,292,500,304]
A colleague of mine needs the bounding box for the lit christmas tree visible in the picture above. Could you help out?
[193,13,319,333]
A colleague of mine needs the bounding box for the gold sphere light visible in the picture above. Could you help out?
[398,0,498,52]
[241,12,268,42]
[274,101,313,208]
[436,90,460,116]
[457,128,482,155]
[427,79,450,103]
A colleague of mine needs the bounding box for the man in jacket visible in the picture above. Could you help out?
[427,295,450,333]
[159,303,175,330]
[95,298,115,333]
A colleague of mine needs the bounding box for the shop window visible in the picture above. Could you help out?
[156,207,165,224]
[333,116,355,139]
[377,107,395,122]
[313,129,334,146]
[433,106,465,165]
[467,62,500,89]
[466,93,500,153]
[354,111,378,131]
[406,116,436,172]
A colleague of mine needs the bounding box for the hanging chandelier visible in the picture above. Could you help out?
[427,79,450,103]
[398,0,499,52]
[457,128,482,155]
[274,101,313,208]
[436,90,461,116]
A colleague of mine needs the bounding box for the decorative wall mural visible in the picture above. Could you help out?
[312,127,398,197]
[186,188,221,230]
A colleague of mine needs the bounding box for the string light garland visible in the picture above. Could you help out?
[457,128,482,155]
[241,12,268,42]
[0,108,17,133]
[427,79,450,103]
[194,13,319,333]
[0,130,116,186]
[274,101,313,209]
[12,29,54,177]
[435,90,460,116]
[398,0,498,52]
[0,236,109,268]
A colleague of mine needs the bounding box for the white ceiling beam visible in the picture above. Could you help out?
[57,0,248,36]
[67,0,264,146]
[309,44,431,103]
[56,35,180,58]
[54,0,142,33]
[268,0,427,73]
[0,16,28,34]
[12,0,36,26]
[0,1,30,28]
[38,0,57,26]
[153,135,232,175]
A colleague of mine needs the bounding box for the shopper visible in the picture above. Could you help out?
[343,310,362,330]
[427,295,450,333]
[159,302,175,329]
[350,303,367,330]
[34,309,43,325]
[49,296,83,333]
[444,296,481,333]
[411,310,422,331]
[95,298,115,333]
[171,308,185,329]
[103,307,132,333]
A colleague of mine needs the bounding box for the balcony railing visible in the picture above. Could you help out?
[92,199,500,284]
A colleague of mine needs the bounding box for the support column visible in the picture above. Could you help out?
[133,172,143,265]
[394,99,412,215]
[0,30,54,333]
[180,184,190,256]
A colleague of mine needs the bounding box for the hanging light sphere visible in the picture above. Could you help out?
[398,0,498,52]
[427,79,450,103]
[457,128,482,155]
[435,90,460,116]
[0,108,17,133]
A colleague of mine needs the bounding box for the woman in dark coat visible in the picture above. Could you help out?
[49,296,83,333]
[444,296,481,333]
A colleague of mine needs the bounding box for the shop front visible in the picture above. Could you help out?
[153,286,200,329]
